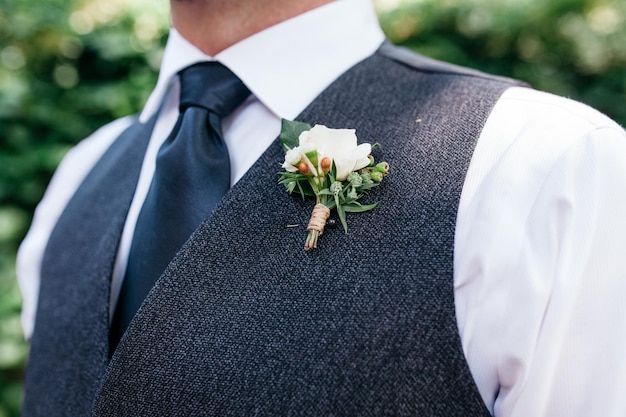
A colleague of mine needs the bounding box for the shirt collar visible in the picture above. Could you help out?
[140,0,385,122]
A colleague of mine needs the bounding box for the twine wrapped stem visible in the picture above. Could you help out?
[304,203,331,250]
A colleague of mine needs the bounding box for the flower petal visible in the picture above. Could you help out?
[284,148,302,165]
[282,162,299,172]
[334,157,358,181]
[352,143,372,170]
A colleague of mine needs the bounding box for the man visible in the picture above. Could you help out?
[18,0,626,415]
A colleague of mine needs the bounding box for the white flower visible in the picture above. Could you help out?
[282,148,301,172]
[278,119,390,250]
[282,124,371,181]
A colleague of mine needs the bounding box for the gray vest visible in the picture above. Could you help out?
[23,43,520,416]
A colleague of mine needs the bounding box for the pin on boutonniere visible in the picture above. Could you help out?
[278,119,389,250]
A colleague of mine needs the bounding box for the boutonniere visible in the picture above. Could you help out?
[278,119,389,250]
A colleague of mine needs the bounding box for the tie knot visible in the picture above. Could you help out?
[178,62,251,117]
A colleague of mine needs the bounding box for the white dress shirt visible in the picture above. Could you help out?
[17,0,626,415]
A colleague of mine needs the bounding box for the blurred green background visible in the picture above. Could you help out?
[1,0,625,415]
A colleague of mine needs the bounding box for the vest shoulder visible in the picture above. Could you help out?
[376,42,527,87]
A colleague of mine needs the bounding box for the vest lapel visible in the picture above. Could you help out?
[22,116,155,417]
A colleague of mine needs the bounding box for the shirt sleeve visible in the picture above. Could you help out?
[17,116,134,340]
[455,86,626,416]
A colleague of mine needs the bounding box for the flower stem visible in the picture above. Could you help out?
[304,230,320,251]
[304,203,330,250]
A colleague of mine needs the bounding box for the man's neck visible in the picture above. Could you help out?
[170,0,334,56]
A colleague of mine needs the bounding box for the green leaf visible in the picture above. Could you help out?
[344,202,379,213]
[330,162,337,179]
[336,201,348,232]
[356,182,379,191]
[323,198,337,210]
[278,171,316,198]
[279,119,311,152]
[278,172,308,184]
[296,181,316,198]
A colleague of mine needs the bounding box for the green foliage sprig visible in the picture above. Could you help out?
[278,120,389,250]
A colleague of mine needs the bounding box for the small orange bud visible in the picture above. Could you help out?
[297,160,310,175]
[321,157,332,173]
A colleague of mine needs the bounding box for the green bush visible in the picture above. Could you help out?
[0,1,168,415]
[1,0,624,415]
[377,0,626,124]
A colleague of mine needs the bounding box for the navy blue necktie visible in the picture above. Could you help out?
[110,62,251,351]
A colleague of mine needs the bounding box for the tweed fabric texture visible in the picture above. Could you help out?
[27,44,520,416]
[92,45,516,416]
[22,116,156,416]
